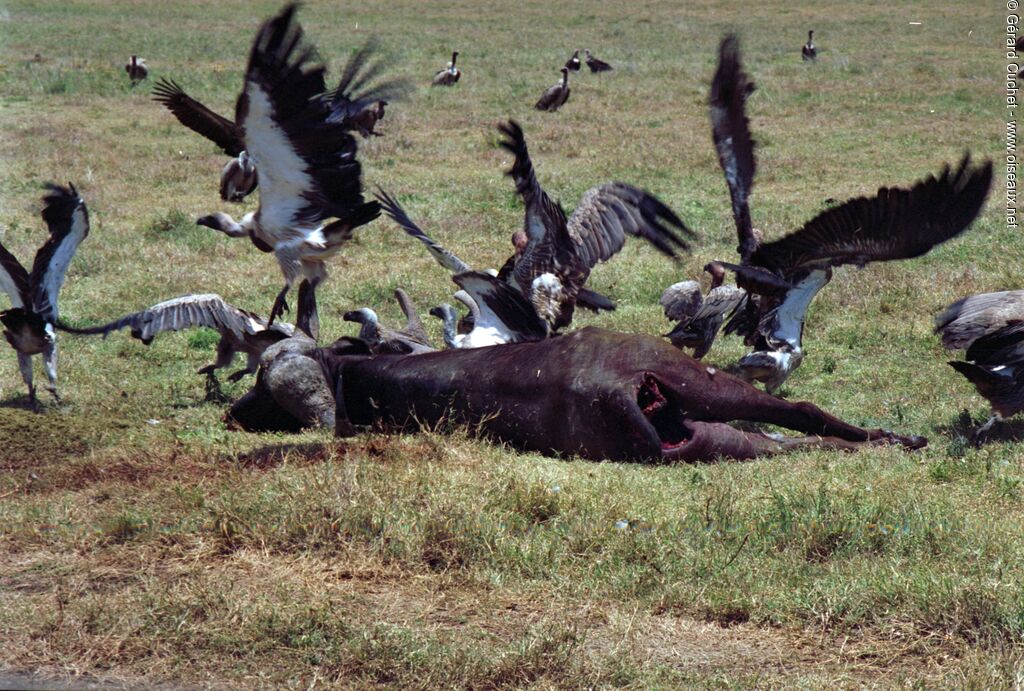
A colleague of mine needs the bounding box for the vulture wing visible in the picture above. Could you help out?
[710,34,758,262]
[749,155,993,275]
[935,290,1024,350]
[30,182,89,322]
[0,237,30,311]
[64,293,288,345]
[152,78,246,156]
[240,3,378,230]
[326,37,412,123]
[376,188,472,273]
[565,182,694,266]
[453,271,548,343]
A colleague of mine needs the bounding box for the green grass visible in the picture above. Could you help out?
[0,0,1018,686]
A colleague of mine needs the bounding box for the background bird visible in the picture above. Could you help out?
[584,49,612,73]
[802,30,817,60]
[125,55,148,85]
[432,50,461,86]
[535,67,571,112]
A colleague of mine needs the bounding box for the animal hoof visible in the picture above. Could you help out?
[890,432,927,450]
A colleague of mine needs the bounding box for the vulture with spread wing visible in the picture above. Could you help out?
[690,35,992,392]
[192,4,395,340]
[0,183,89,410]
[63,293,294,383]
[498,119,694,330]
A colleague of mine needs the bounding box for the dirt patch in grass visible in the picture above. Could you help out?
[0,408,90,467]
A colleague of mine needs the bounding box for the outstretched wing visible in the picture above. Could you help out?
[453,271,548,343]
[749,155,993,275]
[152,78,245,156]
[0,238,30,310]
[240,3,378,229]
[30,182,89,322]
[498,119,566,246]
[65,293,281,345]
[566,182,694,266]
[375,188,471,273]
[326,37,411,123]
[710,34,758,262]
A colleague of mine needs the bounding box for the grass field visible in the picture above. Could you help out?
[0,0,1019,686]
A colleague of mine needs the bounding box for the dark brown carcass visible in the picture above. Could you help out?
[229,328,925,462]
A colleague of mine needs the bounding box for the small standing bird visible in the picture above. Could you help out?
[125,55,148,85]
[0,183,89,411]
[802,30,817,61]
[535,67,571,112]
[432,51,461,86]
[584,49,613,73]
[344,100,389,138]
[564,49,581,71]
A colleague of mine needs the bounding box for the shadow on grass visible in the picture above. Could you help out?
[938,409,1024,448]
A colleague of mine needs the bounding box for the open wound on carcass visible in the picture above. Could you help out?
[638,373,692,450]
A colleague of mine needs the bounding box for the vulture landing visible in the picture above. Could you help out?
[192,4,394,340]
[694,35,992,393]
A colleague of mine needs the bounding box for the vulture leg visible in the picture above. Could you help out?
[268,284,291,327]
[17,352,38,412]
[42,341,60,402]
[198,335,237,376]
[971,414,1003,447]
[296,279,320,341]
[227,352,262,383]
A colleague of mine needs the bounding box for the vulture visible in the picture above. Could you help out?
[535,67,571,112]
[802,30,817,61]
[0,183,89,410]
[564,49,581,72]
[497,119,693,330]
[584,49,612,73]
[125,55,148,85]
[432,51,461,86]
[192,4,393,340]
[447,272,549,348]
[701,35,992,393]
[660,281,745,358]
[343,288,435,354]
[936,291,1024,441]
[63,293,294,383]
[153,35,404,203]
